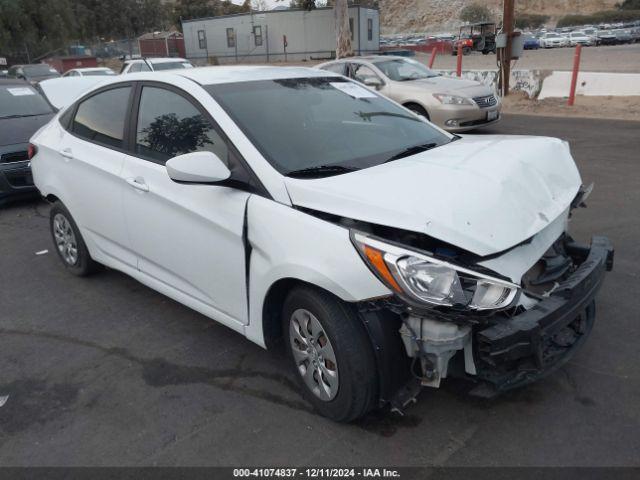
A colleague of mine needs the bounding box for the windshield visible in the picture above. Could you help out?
[23,64,59,78]
[373,58,439,81]
[83,70,115,76]
[152,61,192,71]
[206,77,450,176]
[0,85,53,118]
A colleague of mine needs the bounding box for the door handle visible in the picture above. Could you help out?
[126,176,149,192]
[59,148,73,160]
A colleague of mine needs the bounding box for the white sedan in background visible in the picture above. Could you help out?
[29,66,613,421]
[63,67,116,77]
[120,57,193,74]
[539,32,569,48]
[568,31,594,46]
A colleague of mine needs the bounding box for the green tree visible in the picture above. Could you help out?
[620,0,640,10]
[459,3,492,23]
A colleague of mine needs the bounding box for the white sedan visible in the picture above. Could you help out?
[30,67,613,421]
[539,32,569,48]
[568,31,594,46]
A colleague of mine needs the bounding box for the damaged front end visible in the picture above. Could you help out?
[346,197,614,411]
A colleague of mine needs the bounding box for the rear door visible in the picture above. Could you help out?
[120,82,251,328]
[57,84,136,267]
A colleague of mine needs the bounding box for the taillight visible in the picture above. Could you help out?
[27,143,37,160]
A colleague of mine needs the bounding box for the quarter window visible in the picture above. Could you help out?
[227,28,236,48]
[72,87,131,148]
[349,18,354,41]
[198,30,206,49]
[367,18,373,41]
[135,86,228,165]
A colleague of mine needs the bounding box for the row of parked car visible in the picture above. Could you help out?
[0,57,195,205]
[526,26,640,49]
[1,57,195,84]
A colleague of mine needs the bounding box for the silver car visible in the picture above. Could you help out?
[317,56,501,133]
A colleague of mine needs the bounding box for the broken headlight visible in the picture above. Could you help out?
[351,231,519,310]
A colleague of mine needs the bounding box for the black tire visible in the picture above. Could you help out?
[282,286,378,422]
[49,201,100,276]
[405,103,430,121]
[462,46,471,55]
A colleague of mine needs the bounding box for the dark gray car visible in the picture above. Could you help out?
[0,79,55,205]
[8,64,60,84]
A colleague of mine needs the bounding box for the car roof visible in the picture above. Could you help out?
[323,55,404,64]
[70,67,112,72]
[127,57,188,64]
[176,65,340,85]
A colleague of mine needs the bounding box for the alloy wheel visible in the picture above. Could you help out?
[289,308,339,401]
[53,213,78,266]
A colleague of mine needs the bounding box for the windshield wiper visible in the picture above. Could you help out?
[0,113,49,120]
[286,164,358,178]
[384,143,439,163]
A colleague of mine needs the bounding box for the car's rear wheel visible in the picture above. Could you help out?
[462,46,472,55]
[49,201,100,276]
[282,286,378,422]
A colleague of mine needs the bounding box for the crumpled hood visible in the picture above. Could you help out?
[284,135,582,257]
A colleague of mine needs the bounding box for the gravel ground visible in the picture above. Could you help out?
[1,115,639,467]
[417,43,640,73]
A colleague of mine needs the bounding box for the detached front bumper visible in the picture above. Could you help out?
[471,236,614,396]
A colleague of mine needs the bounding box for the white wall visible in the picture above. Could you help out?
[182,7,380,64]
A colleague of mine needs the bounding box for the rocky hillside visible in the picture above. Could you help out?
[380,0,621,33]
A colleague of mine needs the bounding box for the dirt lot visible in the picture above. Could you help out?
[1,115,639,467]
[503,93,640,121]
[420,43,640,73]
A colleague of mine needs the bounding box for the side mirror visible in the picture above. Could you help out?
[166,151,231,184]
[363,77,383,89]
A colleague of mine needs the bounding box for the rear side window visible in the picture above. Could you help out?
[72,87,131,148]
[321,63,346,75]
[135,86,228,165]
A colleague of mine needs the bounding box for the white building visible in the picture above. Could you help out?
[182,6,380,64]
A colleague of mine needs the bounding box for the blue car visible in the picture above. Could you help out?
[523,35,540,50]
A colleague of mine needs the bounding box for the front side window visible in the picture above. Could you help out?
[227,28,236,48]
[72,87,131,148]
[206,77,450,176]
[373,58,439,81]
[350,64,381,84]
[198,30,206,49]
[135,86,228,165]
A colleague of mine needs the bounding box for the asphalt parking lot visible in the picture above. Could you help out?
[1,114,639,467]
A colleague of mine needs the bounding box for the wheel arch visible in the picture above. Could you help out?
[260,277,355,351]
[402,101,430,120]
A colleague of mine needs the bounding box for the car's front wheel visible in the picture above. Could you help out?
[49,201,100,276]
[282,286,378,422]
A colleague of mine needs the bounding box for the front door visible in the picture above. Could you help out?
[121,84,250,327]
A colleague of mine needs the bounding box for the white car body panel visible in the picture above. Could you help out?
[284,135,581,257]
[120,154,251,325]
[244,195,391,347]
